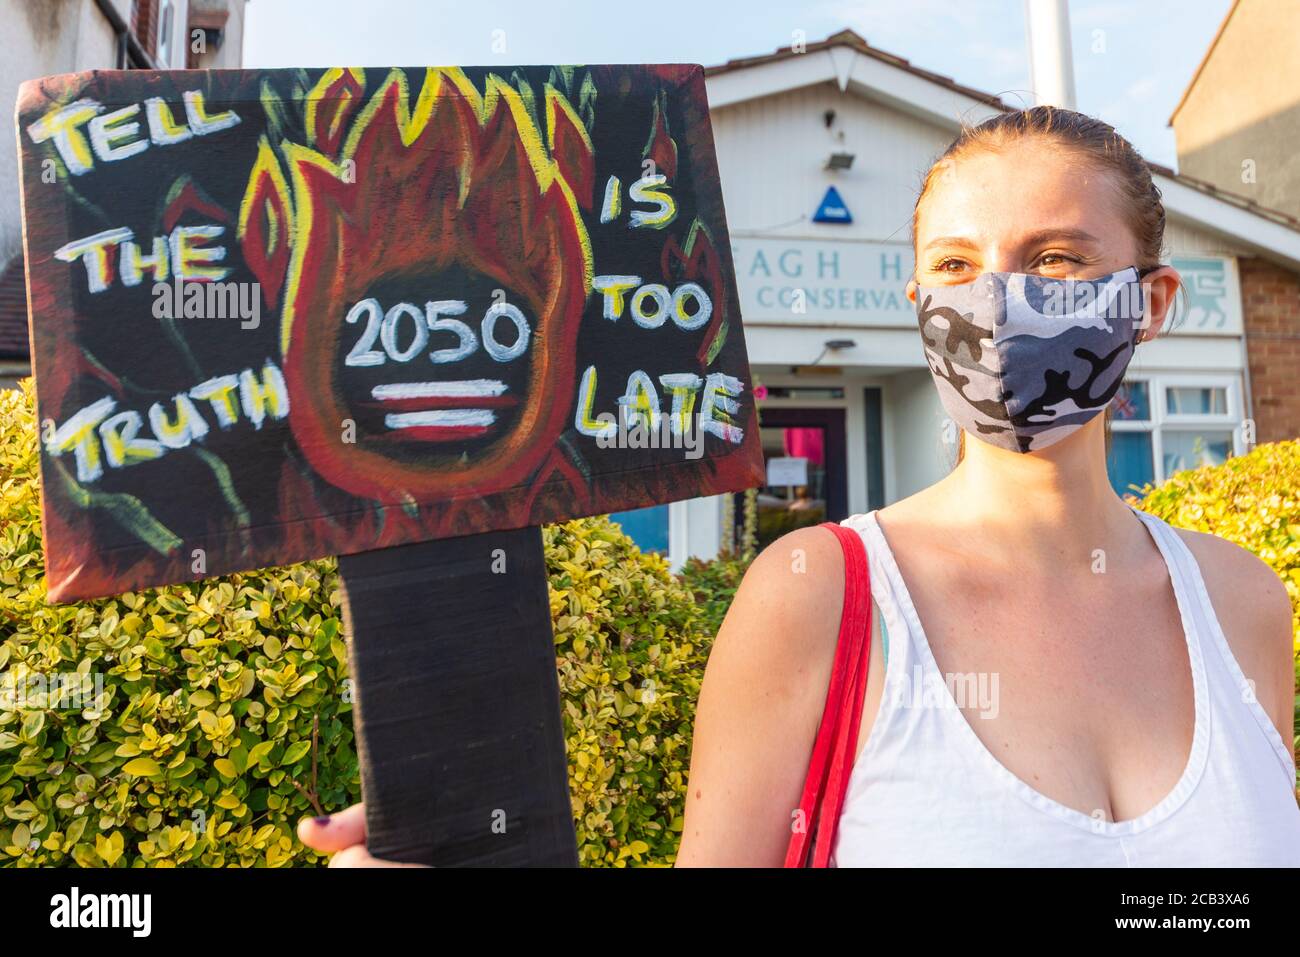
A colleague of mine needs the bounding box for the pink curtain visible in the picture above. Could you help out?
[782,427,824,466]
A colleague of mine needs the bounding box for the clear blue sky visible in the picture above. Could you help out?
[244,0,1232,169]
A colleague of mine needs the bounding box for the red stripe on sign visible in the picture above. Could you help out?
[378,425,492,442]
[363,395,519,412]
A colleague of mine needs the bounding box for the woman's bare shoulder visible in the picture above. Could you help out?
[1172,525,1291,639]
[721,524,848,661]
[675,525,851,865]
[700,524,852,734]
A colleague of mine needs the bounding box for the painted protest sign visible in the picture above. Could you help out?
[17,65,763,602]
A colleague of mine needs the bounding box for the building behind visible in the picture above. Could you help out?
[1170,0,1300,220]
[0,0,248,385]
[1168,0,1300,452]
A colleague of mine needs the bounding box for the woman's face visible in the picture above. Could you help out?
[907,138,1180,332]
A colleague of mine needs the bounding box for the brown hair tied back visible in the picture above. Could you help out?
[914,105,1166,271]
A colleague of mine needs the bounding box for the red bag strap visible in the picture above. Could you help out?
[783,520,873,868]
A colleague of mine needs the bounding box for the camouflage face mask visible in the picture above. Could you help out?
[915,267,1145,453]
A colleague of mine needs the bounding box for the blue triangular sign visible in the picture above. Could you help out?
[813,186,852,224]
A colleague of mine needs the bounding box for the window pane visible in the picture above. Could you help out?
[608,504,670,554]
[1166,386,1226,416]
[741,425,828,551]
[1162,430,1233,476]
[159,2,174,64]
[1107,431,1155,498]
[1111,381,1150,421]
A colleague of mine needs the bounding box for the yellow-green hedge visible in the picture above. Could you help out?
[0,379,714,867]
[548,518,712,866]
[1132,440,1300,652]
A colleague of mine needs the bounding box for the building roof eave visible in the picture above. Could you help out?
[706,27,1300,268]
[705,27,1014,127]
[1155,170,1300,270]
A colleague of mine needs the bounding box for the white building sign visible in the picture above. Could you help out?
[730,237,915,328]
[731,237,1243,337]
[1169,255,1243,335]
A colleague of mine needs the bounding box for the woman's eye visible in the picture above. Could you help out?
[1034,252,1079,268]
[932,258,969,273]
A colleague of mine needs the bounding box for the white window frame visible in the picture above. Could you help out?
[157,0,176,67]
[1110,372,1244,486]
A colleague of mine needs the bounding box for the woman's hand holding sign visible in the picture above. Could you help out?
[298,804,427,868]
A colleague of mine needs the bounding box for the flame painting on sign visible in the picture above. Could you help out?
[17,65,763,602]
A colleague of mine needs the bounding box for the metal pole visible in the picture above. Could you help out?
[1025,0,1077,109]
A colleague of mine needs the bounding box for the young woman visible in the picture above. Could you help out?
[675,107,1300,867]
[302,106,1300,867]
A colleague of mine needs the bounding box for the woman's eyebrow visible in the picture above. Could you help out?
[921,228,1101,254]
[1019,227,1101,246]
[922,235,981,252]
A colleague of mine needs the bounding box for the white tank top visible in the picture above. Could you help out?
[830,506,1300,867]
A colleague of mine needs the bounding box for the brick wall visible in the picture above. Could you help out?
[1240,257,1300,443]
[132,0,158,59]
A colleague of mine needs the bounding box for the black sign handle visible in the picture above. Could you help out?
[337,526,577,866]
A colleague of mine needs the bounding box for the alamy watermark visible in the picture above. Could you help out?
[1,671,105,711]
[885,664,1000,719]
[592,406,711,460]
[152,276,260,329]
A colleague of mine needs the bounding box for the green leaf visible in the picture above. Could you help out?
[330,638,348,666]
[122,757,163,777]
[96,831,124,865]
[157,594,189,616]
[5,801,37,821]
[281,740,311,766]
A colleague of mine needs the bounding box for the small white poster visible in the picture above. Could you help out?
[766,456,809,487]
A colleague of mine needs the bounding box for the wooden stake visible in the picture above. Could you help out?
[338,526,577,866]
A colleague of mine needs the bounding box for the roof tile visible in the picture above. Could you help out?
[0,255,30,361]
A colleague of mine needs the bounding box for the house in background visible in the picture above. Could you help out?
[613,28,1300,565]
[0,0,248,386]
[1168,0,1300,458]
[1170,0,1300,219]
